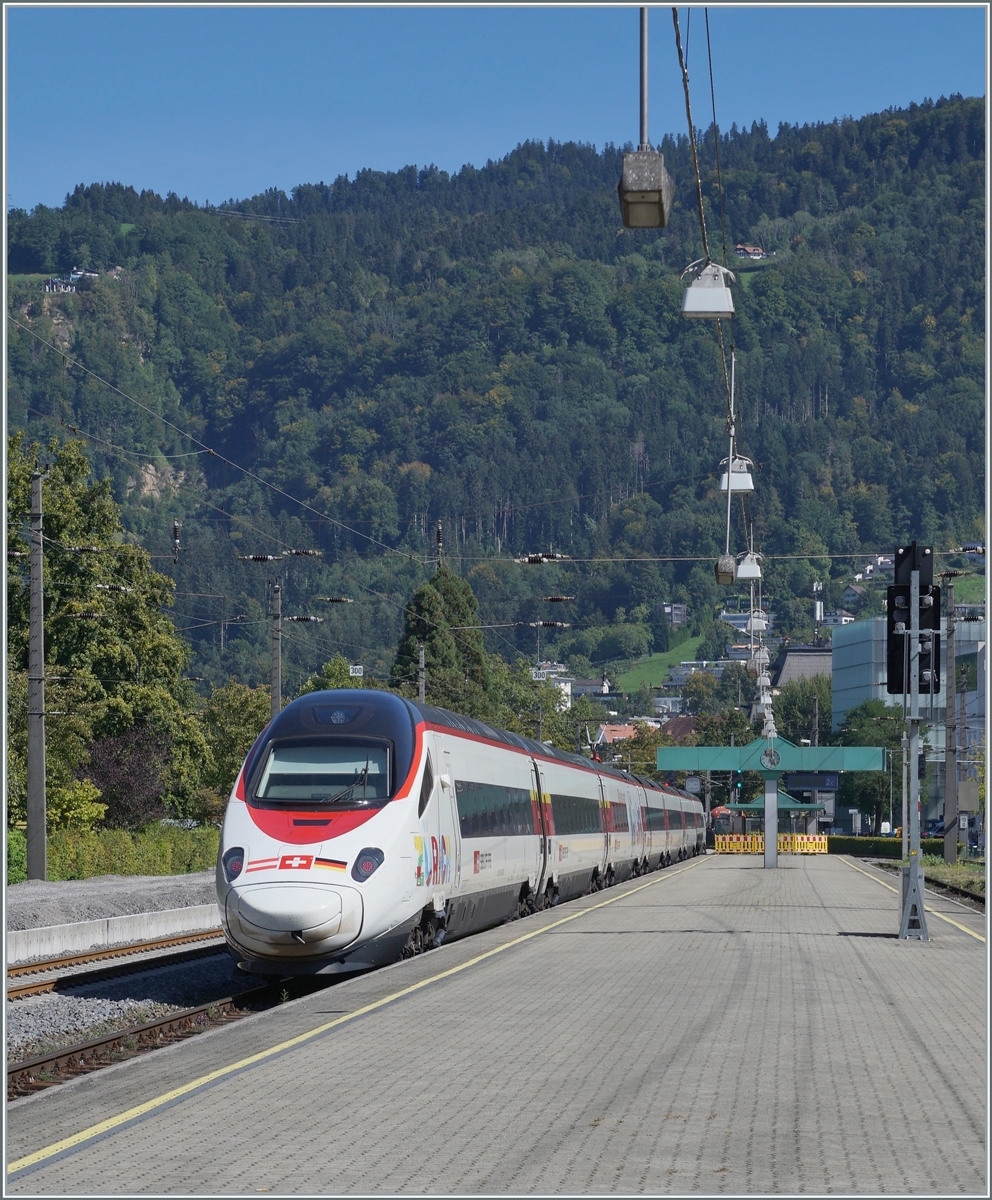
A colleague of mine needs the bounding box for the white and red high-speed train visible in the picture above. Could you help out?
[217,690,704,975]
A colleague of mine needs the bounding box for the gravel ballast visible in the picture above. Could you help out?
[6,950,247,1063]
[6,871,217,931]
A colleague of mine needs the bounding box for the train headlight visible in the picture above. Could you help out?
[351,848,384,882]
[222,847,245,882]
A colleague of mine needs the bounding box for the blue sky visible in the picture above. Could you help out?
[4,5,987,211]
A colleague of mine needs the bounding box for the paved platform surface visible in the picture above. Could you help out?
[6,854,986,1195]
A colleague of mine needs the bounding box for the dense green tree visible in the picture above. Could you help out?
[834,700,910,833]
[6,435,209,824]
[6,96,984,692]
[773,674,833,745]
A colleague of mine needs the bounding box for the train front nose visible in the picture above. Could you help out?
[227,884,364,956]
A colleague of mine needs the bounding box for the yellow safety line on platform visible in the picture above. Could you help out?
[7,858,704,1177]
[840,857,986,942]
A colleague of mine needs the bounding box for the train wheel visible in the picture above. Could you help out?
[402,924,424,957]
[545,881,559,908]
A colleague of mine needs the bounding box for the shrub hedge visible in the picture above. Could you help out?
[6,825,219,882]
[827,835,944,859]
[7,828,28,884]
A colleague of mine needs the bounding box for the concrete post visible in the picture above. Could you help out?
[763,777,778,867]
[270,583,281,721]
[27,471,47,881]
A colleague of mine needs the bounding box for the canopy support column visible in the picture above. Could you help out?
[763,778,778,868]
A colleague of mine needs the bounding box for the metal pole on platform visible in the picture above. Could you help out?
[943,577,958,864]
[900,566,929,939]
[27,470,48,881]
[901,732,909,861]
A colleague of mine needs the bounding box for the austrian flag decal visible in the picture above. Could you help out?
[279,854,313,870]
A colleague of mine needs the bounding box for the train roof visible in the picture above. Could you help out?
[269,690,699,804]
[411,700,688,799]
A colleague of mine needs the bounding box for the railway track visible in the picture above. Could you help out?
[7,927,224,980]
[7,983,276,1100]
[7,937,228,1001]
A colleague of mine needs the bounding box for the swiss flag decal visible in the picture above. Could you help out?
[279,854,314,870]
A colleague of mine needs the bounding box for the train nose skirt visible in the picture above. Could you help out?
[228,884,364,954]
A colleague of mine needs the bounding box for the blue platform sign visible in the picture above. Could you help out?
[785,772,838,791]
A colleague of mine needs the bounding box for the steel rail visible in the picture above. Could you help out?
[7,940,229,1001]
[7,927,224,979]
[7,984,275,1099]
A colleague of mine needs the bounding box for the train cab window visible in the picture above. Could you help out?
[419,755,434,817]
[252,739,390,808]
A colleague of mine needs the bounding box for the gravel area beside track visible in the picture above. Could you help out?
[6,950,246,1063]
[6,871,216,931]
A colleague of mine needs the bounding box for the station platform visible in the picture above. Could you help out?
[7,855,986,1195]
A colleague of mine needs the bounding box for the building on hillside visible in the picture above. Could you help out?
[668,660,728,686]
[718,608,777,634]
[822,609,855,627]
[659,602,688,627]
[769,642,832,689]
[831,616,986,819]
[842,584,867,607]
[595,723,638,745]
[571,675,611,698]
[652,695,685,717]
[658,715,696,743]
[734,243,766,259]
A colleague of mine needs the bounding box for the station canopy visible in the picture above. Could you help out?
[728,792,826,812]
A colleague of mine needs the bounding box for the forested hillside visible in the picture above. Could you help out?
[7,94,985,690]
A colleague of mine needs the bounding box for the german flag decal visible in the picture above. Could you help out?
[315,857,347,872]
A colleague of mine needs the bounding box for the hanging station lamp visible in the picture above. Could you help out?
[714,554,736,586]
[618,9,675,230]
[735,551,762,581]
[681,260,736,319]
[719,455,755,493]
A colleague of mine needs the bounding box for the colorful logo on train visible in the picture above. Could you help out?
[415,825,451,888]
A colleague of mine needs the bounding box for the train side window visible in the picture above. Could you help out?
[419,754,434,817]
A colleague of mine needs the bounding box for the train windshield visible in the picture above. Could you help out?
[253,739,390,807]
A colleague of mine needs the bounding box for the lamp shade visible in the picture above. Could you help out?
[618,151,675,229]
[715,554,736,586]
[682,262,735,319]
[735,552,762,581]
[719,456,755,492]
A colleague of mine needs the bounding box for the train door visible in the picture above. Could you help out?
[631,781,646,865]
[598,774,610,873]
[532,761,549,898]
[438,740,460,893]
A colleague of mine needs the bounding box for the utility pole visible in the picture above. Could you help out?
[418,642,426,703]
[270,583,281,721]
[27,470,48,880]
[901,731,909,861]
[942,574,958,864]
[899,545,929,939]
[810,694,819,833]
[958,672,968,855]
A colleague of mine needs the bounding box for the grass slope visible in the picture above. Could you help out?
[617,638,705,691]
